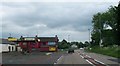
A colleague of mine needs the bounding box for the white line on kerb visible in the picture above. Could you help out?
[86,55,91,58]
[86,59,95,66]
[80,55,84,59]
[94,59,105,65]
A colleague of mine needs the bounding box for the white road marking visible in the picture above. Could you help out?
[46,53,52,55]
[86,55,91,58]
[54,55,63,64]
[54,63,57,64]
[80,55,84,59]
[94,59,106,65]
[57,55,63,61]
[86,59,95,66]
[81,53,107,66]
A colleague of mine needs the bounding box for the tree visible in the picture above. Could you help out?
[78,42,84,48]
[84,41,89,47]
[58,39,70,49]
[91,4,119,46]
[115,2,120,45]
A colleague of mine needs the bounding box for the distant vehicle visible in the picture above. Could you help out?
[68,49,74,53]
[80,48,84,50]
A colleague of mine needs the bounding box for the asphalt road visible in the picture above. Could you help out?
[55,49,119,66]
[2,49,120,66]
[2,51,66,64]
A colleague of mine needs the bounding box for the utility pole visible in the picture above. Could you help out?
[99,15,102,47]
[9,33,11,37]
[88,29,90,44]
[68,35,70,42]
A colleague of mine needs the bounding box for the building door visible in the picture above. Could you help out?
[15,46,17,51]
[12,46,14,51]
[8,46,11,52]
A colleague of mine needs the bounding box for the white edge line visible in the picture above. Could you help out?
[86,59,95,66]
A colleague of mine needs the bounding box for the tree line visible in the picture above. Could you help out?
[58,2,120,49]
[58,39,89,49]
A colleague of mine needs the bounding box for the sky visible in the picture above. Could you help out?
[0,0,119,42]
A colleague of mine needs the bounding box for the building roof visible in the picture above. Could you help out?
[19,36,59,42]
[7,35,59,42]
[0,38,16,44]
[38,37,58,42]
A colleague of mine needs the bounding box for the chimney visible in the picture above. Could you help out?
[55,35,57,37]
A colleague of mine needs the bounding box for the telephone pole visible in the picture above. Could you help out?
[88,29,90,43]
[68,35,70,42]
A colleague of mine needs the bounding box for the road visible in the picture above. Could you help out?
[2,51,65,64]
[55,49,119,66]
[2,49,120,66]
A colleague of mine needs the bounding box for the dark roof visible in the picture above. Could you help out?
[0,39,16,44]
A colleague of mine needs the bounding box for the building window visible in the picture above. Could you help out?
[48,42,56,45]
[41,42,46,46]
[23,42,27,45]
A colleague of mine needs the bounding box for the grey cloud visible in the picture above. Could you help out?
[1,2,118,41]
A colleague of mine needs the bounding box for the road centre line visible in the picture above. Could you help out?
[54,55,63,64]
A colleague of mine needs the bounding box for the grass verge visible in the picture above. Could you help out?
[85,46,120,58]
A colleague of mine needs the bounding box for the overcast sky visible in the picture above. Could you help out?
[0,0,119,42]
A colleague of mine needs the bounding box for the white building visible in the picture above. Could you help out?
[0,39,17,53]
[71,44,78,49]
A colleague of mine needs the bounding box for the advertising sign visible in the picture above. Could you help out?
[49,47,56,51]
[8,38,17,41]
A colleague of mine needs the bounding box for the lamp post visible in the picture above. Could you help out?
[99,15,102,47]
[9,33,11,37]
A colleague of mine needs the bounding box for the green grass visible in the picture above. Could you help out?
[86,46,120,58]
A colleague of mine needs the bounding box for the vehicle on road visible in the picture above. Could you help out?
[68,49,74,53]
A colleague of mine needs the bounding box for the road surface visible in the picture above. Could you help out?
[2,49,120,66]
[55,49,119,66]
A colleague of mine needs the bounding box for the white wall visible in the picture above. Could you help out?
[0,44,16,53]
[0,44,2,53]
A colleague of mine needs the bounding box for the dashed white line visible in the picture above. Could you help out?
[54,63,57,64]
[57,55,63,61]
[54,55,63,64]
